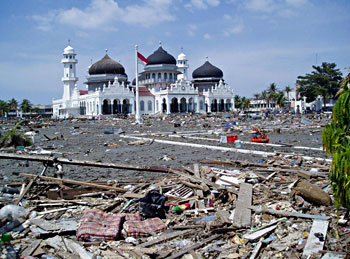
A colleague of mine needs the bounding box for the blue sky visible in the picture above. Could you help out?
[0,0,349,105]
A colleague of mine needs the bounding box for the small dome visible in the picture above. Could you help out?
[88,54,126,75]
[178,52,187,60]
[147,46,176,65]
[192,61,223,79]
[63,45,75,55]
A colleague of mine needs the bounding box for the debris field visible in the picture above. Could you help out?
[0,113,348,258]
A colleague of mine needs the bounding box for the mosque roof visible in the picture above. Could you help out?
[192,61,223,79]
[147,46,176,65]
[88,54,126,76]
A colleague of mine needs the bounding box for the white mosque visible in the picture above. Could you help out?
[52,43,235,119]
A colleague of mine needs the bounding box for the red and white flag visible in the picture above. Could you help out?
[137,52,148,64]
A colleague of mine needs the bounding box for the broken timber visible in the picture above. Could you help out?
[20,173,127,192]
[0,152,171,173]
[233,183,252,228]
[302,219,329,258]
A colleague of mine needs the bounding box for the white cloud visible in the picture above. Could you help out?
[223,14,232,20]
[244,0,277,13]
[188,24,198,36]
[185,0,220,10]
[285,0,308,7]
[204,33,211,39]
[223,20,244,36]
[32,0,175,31]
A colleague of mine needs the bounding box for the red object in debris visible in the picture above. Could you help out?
[253,128,258,132]
[227,135,238,143]
[251,136,270,143]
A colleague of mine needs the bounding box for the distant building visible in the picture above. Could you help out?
[52,43,235,118]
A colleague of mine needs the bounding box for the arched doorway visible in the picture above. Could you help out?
[122,99,130,114]
[102,99,111,115]
[113,99,121,114]
[180,98,186,113]
[226,99,231,111]
[162,98,167,113]
[219,99,225,112]
[188,98,194,112]
[171,98,178,113]
[211,99,218,112]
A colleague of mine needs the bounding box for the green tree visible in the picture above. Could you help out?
[241,97,250,110]
[297,62,343,108]
[20,99,31,113]
[322,73,350,219]
[276,90,286,108]
[260,90,268,108]
[267,83,278,107]
[253,93,260,100]
[0,100,9,116]
[32,107,40,114]
[234,95,242,109]
[8,98,18,111]
[284,86,292,101]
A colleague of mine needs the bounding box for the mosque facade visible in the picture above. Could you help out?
[52,43,235,118]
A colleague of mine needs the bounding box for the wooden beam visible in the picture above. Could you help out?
[233,183,252,228]
[303,220,329,258]
[0,152,170,173]
[139,230,192,248]
[19,173,127,192]
[167,234,220,259]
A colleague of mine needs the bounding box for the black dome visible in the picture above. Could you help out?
[147,46,176,65]
[89,54,126,75]
[192,61,223,79]
[132,74,146,85]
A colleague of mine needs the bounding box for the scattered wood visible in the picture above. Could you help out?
[139,230,192,247]
[20,173,128,192]
[167,234,220,259]
[302,219,329,258]
[233,183,252,228]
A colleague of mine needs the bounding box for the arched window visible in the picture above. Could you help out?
[65,55,68,59]
[148,101,152,111]
[164,73,167,80]
[158,73,161,80]
[169,73,173,80]
[70,64,72,69]
[200,100,204,110]
[140,100,144,111]
[152,73,155,79]
[69,56,72,59]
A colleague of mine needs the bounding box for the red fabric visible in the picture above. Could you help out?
[227,135,238,143]
[137,52,149,64]
[122,218,167,238]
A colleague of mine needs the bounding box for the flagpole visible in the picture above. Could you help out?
[135,45,140,123]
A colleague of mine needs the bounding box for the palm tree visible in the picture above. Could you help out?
[8,98,18,111]
[0,100,9,117]
[21,99,32,113]
[284,86,292,101]
[241,97,250,110]
[260,90,268,108]
[276,90,286,108]
[253,93,260,100]
[267,83,278,108]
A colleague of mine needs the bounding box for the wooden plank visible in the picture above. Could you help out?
[64,238,91,259]
[139,230,192,248]
[249,241,263,259]
[20,173,127,192]
[193,163,201,178]
[232,183,252,228]
[21,239,42,256]
[250,206,329,220]
[14,177,37,205]
[302,220,329,258]
[167,234,220,259]
[243,225,277,241]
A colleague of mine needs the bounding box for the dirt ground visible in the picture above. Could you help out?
[0,113,331,188]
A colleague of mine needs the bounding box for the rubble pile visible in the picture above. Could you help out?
[0,155,348,258]
[0,112,347,258]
